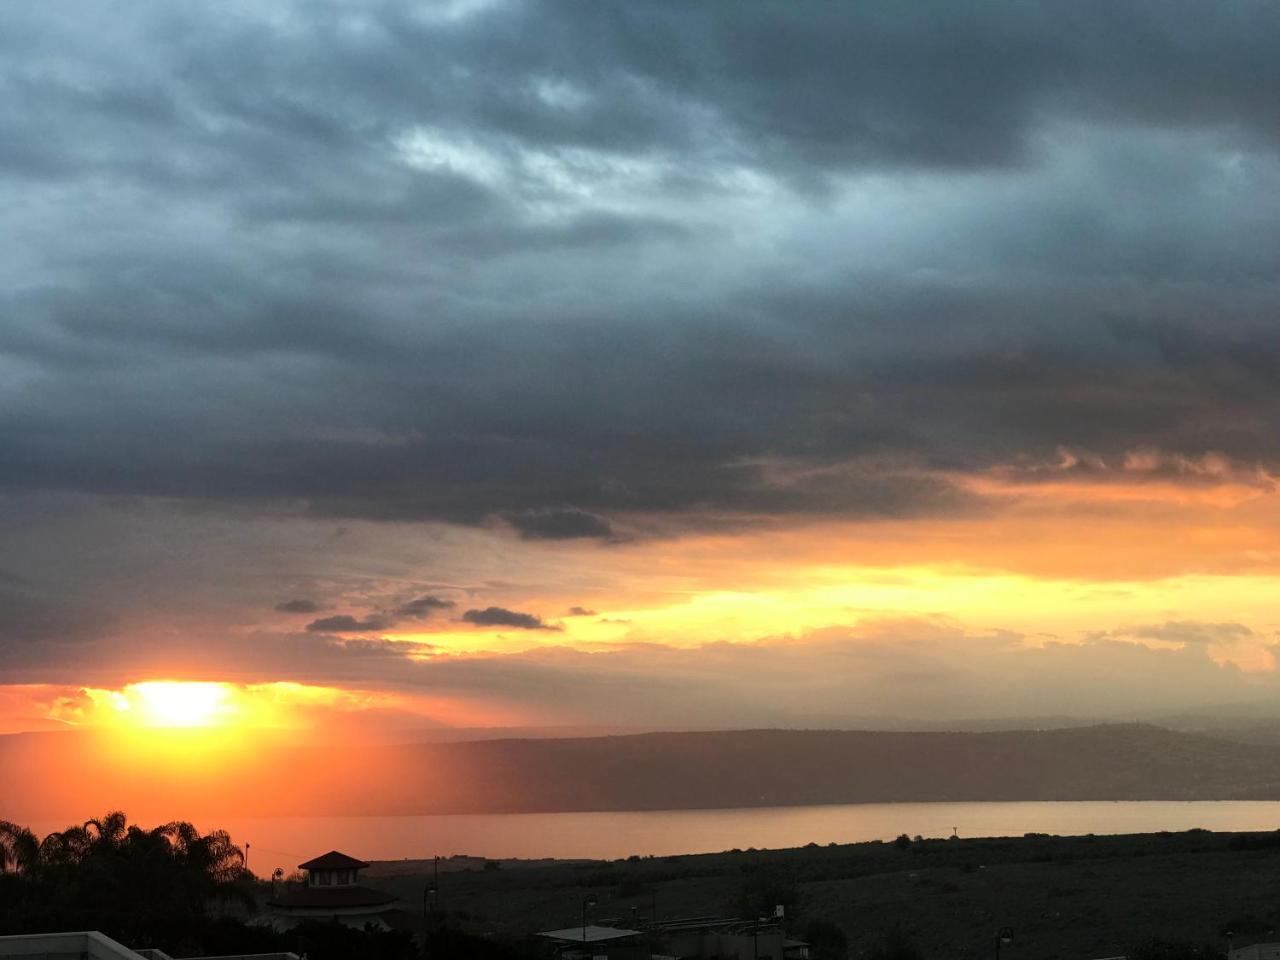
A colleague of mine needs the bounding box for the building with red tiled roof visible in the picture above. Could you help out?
[296,851,370,872]
[264,850,397,931]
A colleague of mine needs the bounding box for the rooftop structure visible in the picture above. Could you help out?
[264,849,396,931]
[539,925,644,944]
[537,925,648,960]
[536,916,808,960]
[296,851,369,873]
[1232,946,1280,960]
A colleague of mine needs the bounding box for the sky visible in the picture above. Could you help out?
[4,0,1280,738]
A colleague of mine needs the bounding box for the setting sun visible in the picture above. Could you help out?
[128,681,234,729]
[113,681,238,729]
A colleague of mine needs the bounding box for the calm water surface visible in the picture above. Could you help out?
[185,801,1280,868]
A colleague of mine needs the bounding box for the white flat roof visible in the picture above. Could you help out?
[538,925,642,943]
[0,933,299,960]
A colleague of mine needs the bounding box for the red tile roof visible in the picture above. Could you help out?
[298,850,370,870]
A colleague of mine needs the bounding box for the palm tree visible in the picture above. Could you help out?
[156,820,246,883]
[83,811,129,852]
[0,819,39,875]
[37,825,94,867]
[0,812,266,954]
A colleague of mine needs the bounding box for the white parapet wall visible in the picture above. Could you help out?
[0,931,149,960]
[0,933,298,960]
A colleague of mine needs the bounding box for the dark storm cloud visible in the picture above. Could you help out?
[304,596,455,634]
[462,607,559,631]
[306,614,390,634]
[394,596,455,619]
[8,2,1280,184]
[505,507,617,541]
[0,586,108,646]
[275,599,320,614]
[3,0,1280,533]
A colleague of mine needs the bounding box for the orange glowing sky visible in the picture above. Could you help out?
[4,456,1280,742]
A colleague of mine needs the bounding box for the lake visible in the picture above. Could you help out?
[184,801,1280,871]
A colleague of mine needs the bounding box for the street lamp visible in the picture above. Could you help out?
[423,857,440,924]
[995,927,1014,960]
[431,856,439,913]
[422,857,440,959]
[582,894,597,944]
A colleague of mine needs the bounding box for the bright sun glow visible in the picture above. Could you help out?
[54,679,438,738]
[117,681,238,729]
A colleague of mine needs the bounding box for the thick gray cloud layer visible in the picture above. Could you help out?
[3,0,1280,529]
[6,2,1280,728]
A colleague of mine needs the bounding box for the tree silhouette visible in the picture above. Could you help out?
[1,813,417,960]
[0,811,253,951]
[0,820,40,875]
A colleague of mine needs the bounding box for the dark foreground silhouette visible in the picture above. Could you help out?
[0,813,493,960]
[2,812,1262,960]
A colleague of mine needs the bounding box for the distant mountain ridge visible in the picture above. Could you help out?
[8,723,1280,821]
[365,723,1280,814]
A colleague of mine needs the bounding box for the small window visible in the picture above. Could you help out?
[319,871,332,886]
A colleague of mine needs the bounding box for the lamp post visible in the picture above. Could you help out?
[427,885,437,960]
[423,857,440,925]
[995,927,1014,960]
[432,856,439,914]
[582,894,597,945]
[422,858,439,960]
